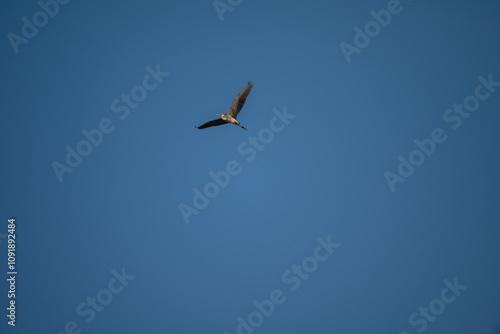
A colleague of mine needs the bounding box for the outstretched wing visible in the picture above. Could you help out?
[226,81,253,119]
[195,118,227,130]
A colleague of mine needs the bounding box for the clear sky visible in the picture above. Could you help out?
[1,1,500,333]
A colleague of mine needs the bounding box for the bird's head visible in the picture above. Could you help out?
[216,114,223,117]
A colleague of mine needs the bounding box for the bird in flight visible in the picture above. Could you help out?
[195,81,253,130]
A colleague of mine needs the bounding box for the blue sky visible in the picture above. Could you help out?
[1,0,500,333]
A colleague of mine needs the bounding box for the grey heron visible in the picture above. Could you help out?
[195,81,253,130]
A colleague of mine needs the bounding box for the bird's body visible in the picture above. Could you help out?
[195,81,253,130]
[218,114,246,130]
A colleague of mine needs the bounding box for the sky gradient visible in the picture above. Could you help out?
[1,1,500,333]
